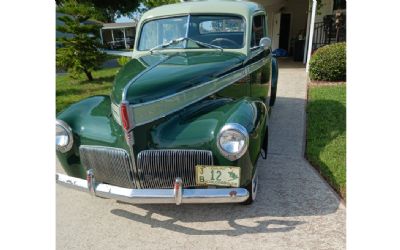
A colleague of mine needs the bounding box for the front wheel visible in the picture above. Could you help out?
[241,169,258,205]
[269,57,279,107]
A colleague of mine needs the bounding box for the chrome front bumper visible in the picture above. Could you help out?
[56,173,249,205]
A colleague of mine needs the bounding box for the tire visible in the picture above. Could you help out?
[261,127,269,159]
[269,57,279,107]
[241,169,258,205]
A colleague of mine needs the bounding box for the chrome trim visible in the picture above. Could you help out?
[137,149,213,188]
[111,102,121,126]
[79,145,137,189]
[129,57,268,127]
[56,119,74,153]
[87,169,95,196]
[216,123,249,161]
[174,178,183,205]
[184,14,190,48]
[56,173,249,204]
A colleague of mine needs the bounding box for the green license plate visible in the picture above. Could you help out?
[195,165,241,187]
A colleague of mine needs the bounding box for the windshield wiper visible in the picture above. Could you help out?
[185,37,224,52]
[149,37,223,54]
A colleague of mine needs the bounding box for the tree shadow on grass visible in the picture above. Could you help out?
[80,75,115,85]
[56,84,112,96]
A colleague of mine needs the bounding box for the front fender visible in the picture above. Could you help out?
[150,97,268,186]
[56,96,127,178]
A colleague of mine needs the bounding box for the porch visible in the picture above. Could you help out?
[100,22,137,50]
[254,0,346,70]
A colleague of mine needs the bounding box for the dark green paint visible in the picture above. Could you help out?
[57,96,128,179]
[111,51,246,104]
[57,48,278,188]
[148,97,267,186]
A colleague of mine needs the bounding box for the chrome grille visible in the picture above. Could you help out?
[137,150,213,189]
[80,146,135,188]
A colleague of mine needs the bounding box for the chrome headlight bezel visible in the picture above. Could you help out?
[216,123,249,161]
[56,119,73,153]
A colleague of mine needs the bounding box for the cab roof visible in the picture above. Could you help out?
[141,0,265,20]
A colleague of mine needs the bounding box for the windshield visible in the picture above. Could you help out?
[138,15,245,51]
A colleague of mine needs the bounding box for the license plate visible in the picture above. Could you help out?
[195,165,240,187]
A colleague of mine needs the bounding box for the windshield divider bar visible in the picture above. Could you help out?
[184,14,191,49]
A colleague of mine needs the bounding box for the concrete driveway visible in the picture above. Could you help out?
[56,58,345,249]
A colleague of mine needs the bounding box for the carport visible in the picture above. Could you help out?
[100,22,137,49]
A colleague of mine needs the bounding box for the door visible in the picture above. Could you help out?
[271,13,281,50]
[249,14,271,106]
[279,13,291,51]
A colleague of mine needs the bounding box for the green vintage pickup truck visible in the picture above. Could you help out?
[56,0,278,205]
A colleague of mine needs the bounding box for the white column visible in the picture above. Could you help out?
[303,5,312,64]
[99,28,104,45]
[306,0,317,73]
[111,29,115,43]
[123,28,127,49]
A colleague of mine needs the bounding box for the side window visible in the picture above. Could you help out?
[251,15,266,47]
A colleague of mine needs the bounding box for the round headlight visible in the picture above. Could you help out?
[217,123,249,161]
[56,120,73,153]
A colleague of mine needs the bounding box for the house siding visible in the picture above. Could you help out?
[315,0,334,23]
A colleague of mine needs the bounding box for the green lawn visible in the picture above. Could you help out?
[306,84,346,199]
[56,67,121,113]
[105,54,122,60]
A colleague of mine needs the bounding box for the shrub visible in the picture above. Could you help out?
[309,42,346,81]
[117,56,131,66]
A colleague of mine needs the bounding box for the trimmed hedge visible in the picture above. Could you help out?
[309,42,346,81]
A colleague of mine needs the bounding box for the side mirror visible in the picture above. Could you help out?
[259,37,272,50]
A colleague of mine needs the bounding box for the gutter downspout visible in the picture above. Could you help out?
[306,0,317,72]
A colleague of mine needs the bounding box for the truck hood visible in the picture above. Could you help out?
[111,51,246,104]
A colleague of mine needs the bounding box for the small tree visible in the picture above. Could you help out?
[56,0,141,22]
[141,0,179,10]
[56,1,106,81]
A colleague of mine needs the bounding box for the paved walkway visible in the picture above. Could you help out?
[56,58,345,249]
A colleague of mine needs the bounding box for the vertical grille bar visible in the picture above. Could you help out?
[79,146,136,188]
[137,149,213,189]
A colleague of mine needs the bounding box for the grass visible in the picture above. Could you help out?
[56,67,121,113]
[306,84,346,199]
[105,54,122,60]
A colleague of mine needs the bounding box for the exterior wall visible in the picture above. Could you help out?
[281,0,309,45]
[315,0,334,23]
[255,0,308,53]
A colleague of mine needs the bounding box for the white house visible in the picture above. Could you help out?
[253,0,346,71]
[100,0,346,70]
